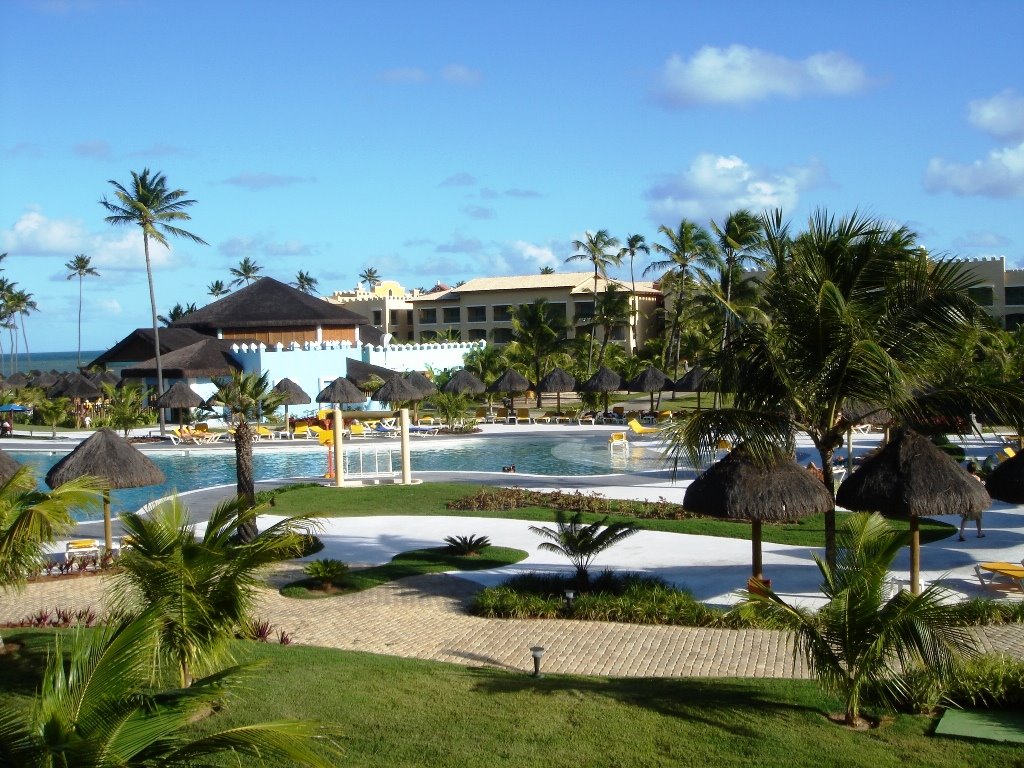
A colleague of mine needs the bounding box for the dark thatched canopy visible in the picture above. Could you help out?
[404,371,437,397]
[488,368,530,394]
[272,378,311,406]
[121,338,243,379]
[984,451,1024,503]
[345,358,399,388]
[675,366,713,392]
[375,374,423,404]
[90,370,120,388]
[316,377,365,405]
[154,380,205,409]
[30,371,59,389]
[50,373,102,400]
[536,367,576,393]
[836,428,990,519]
[45,429,165,490]
[578,366,623,393]
[0,449,21,485]
[627,366,670,393]
[684,447,833,523]
[840,399,894,428]
[441,369,486,395]
[89,327,209,368]
[4,372,30,388]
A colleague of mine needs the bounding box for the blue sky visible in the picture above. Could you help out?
[2,0,1023,353]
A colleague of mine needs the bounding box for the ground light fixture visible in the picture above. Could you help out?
[530,646,545,677]
[563,589,575,609]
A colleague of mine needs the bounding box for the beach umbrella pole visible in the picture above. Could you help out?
[400,408,412,484]
[751,518,763,581]
[910,516,920,595]
[103,489,112,554]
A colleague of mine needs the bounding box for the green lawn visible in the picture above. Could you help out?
[271,483,955,547]
[1,631,1018,768]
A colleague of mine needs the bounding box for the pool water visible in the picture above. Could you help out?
[11,435,671,521]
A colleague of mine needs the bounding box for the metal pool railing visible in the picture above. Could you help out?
[345,445,398,478]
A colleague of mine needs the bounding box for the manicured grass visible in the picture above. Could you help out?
[271,483,956,547]
[2,631,1019,767]
[281,545,528,598]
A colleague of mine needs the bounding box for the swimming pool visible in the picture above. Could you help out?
[11,435,673,520]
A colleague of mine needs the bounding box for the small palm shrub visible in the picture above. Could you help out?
[443,534,491,556]
[303,558,349,589]
[892,654,1024,712]
[530,510,640,585]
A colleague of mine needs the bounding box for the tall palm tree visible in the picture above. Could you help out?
[5,288,36,371]
[229,256,262,287]
[566,230,621,372]
[114,495,315,687]
[590,284,632,369]
[101,169,207,436]
[210,371,286,541]
[65,254,99,369]
[359,266,381,286]
[618,233,649,352]
[529,510,639,586]
[292,270,319,294]
[0,608,340,766]
[158,301,197,326]
[508,299,568,407]
[744,513,974,726]
[207,278,230,298]
[539,265,556,274]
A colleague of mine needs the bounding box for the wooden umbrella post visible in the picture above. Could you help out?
[751,518,763,582]
[103,489,112,554]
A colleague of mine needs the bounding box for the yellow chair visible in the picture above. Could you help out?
[608,432,628,452]
[627,418,660,436]
[66,539,100,557]
[256,426,276,440]
[348,422,368,438]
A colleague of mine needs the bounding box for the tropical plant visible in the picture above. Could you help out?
[292,270,319,294]
[303,558,349,589]
[742,512,976,727]
[158,301,197,326]
[113,495,315,687]
[589,284,631,369]
[566,229,622,372]
[210,371,286,539]
[529,510,640,585]
[33,396,71,438]
[428,391,471,429]
[207,278,230,298]
[0,609,340,766]
[619,233,649,351]
[359,266,381,286]
[101,169,207,436]
[539,265,555,274]
[508,299,568,407]
[443,533,492,555]
[102,380,151,436]
[229,256,262,287]
[5,288,37,372]
[65,254,100,369]
[462,344,507,411]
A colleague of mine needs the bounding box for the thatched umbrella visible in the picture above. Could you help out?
[836,428,990,594]
[154,380,205,430]
[0,448,21,485]
[488,368,530,409]
[577,366,623,415]
[675,366,714,411]
[984,451,1024,503]
[684,446,833,583]
[273,378,311,437]
[45,429,166,553]
[4,372,29,389]
[627,365,671,413]
[51,372,102,400]
[375,374,421,409]
[316,377,365,407]
[403,371,436,420]
[90,370,120,388]
[537,367,576,414]
[31,371,59,390]
[441,368,486,395]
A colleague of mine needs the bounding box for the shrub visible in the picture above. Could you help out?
[443,534,492,556]
[473,587,563,619]
[303,558,349,589]
[949,598,1024,625]
[891,654,1024,713]
[240,617,275,642]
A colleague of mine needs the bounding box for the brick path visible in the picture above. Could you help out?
[4,570,1023,678]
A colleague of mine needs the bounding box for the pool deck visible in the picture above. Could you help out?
[4,423,1024,677]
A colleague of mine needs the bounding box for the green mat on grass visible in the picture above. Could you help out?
[935,708,1024,743]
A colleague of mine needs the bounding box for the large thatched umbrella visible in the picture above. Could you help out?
[0,448,21,485]
[30,371,59,390]
[675,366,714,411]
[45,429,165,553]
[4,372,29,389]
[316,377,365,413]
[836,428,990,594]
[273,378,311,437]
[154,380,205,430]
[984,451,1024,503]
[441,368,486,395]
[488,368,530,409]
[375,374,422,409]
[403,371,436,420]
[684,446,833,583]
[577,366,623,415]
[537,367,575,414]
[627,365,671,413]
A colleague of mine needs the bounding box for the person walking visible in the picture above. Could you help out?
[959,460,985,541]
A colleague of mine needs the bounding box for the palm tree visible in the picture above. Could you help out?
[158,302,197,326]
[292,270,319,294]
[359,267,381,286]
[33,396,71,439]
[508,299,568,407]
[6,288,36,371]
[529,510,640,586]
[462,344,507,411]
[207,278,230,298]
[0,609,340,766]
[102,381,150,437]
[210,371,286,540]
[566,230,621,372]
[229,256,262,287]
[65,254,99,369]
[619,234,649,352]
[590,284,631,369]
[539,266,556,274]
[744,513,975,726]
[101,169,207,436]
[114,495,315,687]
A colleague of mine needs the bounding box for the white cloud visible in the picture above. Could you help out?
[656,45,868,107]
[375,67,429,84]
[969,89,1024,142]
[952,231,1011,249]
[441,64,482,86]
[95,297,122,315]
[646,153,827,222]
[462,205,495,220]
[923,141,1024,198]
[222,172,314,190]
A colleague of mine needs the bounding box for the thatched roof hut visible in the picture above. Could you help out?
[316,377,365,405]
[51,373,102,400]
[488,368,530,394]
[684,446,833,581]
[441,369,485,395]
[154,380,205,409]
[375,375,422,405]
[404,371,437,397]
[836,428,989,593]
[4,372,30,388]
[272,378,311,406]
[627,366,671,411]
[984,451,1024,503]
[120,338,243,379]
[344,358,399,389]
[577,366,623,413]
[537,367,575,393]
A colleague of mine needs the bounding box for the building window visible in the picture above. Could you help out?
[468,328,487,341]
[547,302,567,321]
[390,309,400,325]
[574,301,594,321]
[372,309,383,325]
[419,308,436,324]
[493,305,512,322]
[467,306,486,323]
[492,327,514,344]
[443,307,461,324]
[610,325,627,341]
[967,287,994,306]
[406,310,414,324]
[1005,287,1024,306]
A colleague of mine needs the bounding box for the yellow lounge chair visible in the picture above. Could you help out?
[608,432,628,452]
[66,539,100,557]
[348,422,368,438]
[627,418,661,436]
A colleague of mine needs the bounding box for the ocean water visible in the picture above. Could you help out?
[0,350,104,377]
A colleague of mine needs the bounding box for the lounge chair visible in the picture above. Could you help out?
[475,407,497,424]
[66,539,100,557]
[374,422,399,436]
[608,431,628,452]
[417,415,436,426]
[514,408,533,424]
[537,411,566,424]
[348,423,368,438]
[974,564,1024,592]
[573,412,597,426]
[409,424,439,436]
[627,418,661,437]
